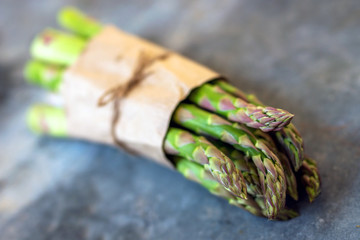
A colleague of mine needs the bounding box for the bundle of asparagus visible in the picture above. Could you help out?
[25,7,321,220]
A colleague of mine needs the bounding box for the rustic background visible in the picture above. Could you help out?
[0,0,359,239]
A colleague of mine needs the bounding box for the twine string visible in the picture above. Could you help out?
[97,51,170,152]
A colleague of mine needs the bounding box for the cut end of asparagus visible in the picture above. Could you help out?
[30,28,86,66]
[26,104,67,137]
[24,60,40,84]
[24,60,63,91]
[58,6,102,38]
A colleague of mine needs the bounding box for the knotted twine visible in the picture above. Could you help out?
[97,51,170,153]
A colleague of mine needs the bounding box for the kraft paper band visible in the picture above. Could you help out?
[61,25,220,167]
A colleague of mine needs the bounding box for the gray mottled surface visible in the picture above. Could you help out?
[0,0,360,239]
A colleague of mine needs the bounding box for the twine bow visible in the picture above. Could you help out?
[97,51,170,151]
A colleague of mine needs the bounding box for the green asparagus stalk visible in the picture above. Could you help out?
[31,28,86,66]
[189,84,294,132]
[164,128,247,199]
[214,80,305,171]
[58,7,102,38]
[173,104,286,219]
[300,157,321,202]
[24,60,64,92]
[210,141,262,197]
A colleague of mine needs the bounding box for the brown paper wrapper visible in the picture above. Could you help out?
[61,25,220,168]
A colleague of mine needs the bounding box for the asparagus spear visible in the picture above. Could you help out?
[300,157,321,202]
[58,6,102,38]
[189,84,294,132]
[214,80,305,171]
[24,60,64,92]
[274,124,304,171]
[165,128,247,199]
[173,104,286,219]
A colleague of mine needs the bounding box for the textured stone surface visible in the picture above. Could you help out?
[0,0,360,239]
